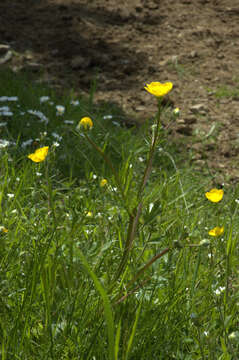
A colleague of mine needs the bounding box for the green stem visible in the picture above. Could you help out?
[84,132,131,216]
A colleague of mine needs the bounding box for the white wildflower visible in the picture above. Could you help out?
[52,132,62,141]
[64,120,74,124]
[7,193,14,199]
[70,100,79,106]
[40,96,50,103]
[21,139,33,148]
[56,105,65,116]
[27,110,49,124]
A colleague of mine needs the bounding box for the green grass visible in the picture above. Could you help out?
[1,68,239,359]
[207,84,239,100]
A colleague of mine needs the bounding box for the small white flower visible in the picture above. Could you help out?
[28,110,49,124]
[21,139,33,148]
[103,115,113,120]
[0,139,10,148]
[11,209,17,214]
[64,120,74,124]
[7,193,14,199]
[2,111,13,116]
[138,157,144,162]
[92,174,97,179]
[53,141,60,147]
[70,100,79,106]
[56,105,65,116]
[0,106,13,116]
[40,96,50,103]
[52,132,62,141]
[149,203,154,213]
[0,106,10,112]
[235,199,239,204]
[214,286,225,296]
[0,96,18,102]
[36,172,42,177]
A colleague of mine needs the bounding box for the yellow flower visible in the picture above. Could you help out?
[208,226,224,237]
[144,81,173,97]
[77,117,93,130]
[205,188,224,203]
[28,146,49,163]
[100,179,107,187]
[173,107,180,115]
[0,226,8,233]
[86,211,93,217]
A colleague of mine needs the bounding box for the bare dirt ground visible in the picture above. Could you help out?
[1,0,239,182]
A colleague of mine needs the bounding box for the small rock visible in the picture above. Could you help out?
[71,56,90,69]
[135,106,146,112]
[184,116,197,124]
[190,103,208,114]
[190,50,198,58]
[176,125,193,136]
[146,2,159,9]
[171,55,178,64]
[194,159,205,166]
[176,119,185,124]
[217,53,224,59]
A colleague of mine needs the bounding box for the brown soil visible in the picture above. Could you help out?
[1,0,239,182]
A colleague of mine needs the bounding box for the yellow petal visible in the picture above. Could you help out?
[0,226,8,233]
[208,226,224,237]
[100,179,107,187]
[78,117,93,130]
[144,81,173,97]
[28,146,49,163]
[205,188,224,203]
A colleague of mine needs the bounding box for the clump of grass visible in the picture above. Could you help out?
[1,70,239,359]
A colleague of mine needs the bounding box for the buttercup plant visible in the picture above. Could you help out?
[76,81,174,286]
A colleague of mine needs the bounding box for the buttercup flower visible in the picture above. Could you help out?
[28,146,49,163]
[208,226,224,237]
[205,188,224,203]
[100,179,107,187]
[86,211,93,217]
[144,81,173,97]
[77,117,93,130]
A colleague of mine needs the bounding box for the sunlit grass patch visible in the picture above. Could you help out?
[1,68,239,359]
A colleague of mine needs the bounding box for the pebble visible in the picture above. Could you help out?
[71,56,90,69]
[184,116,197,124]
[190,103,208,114]
[176,125,193,136]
